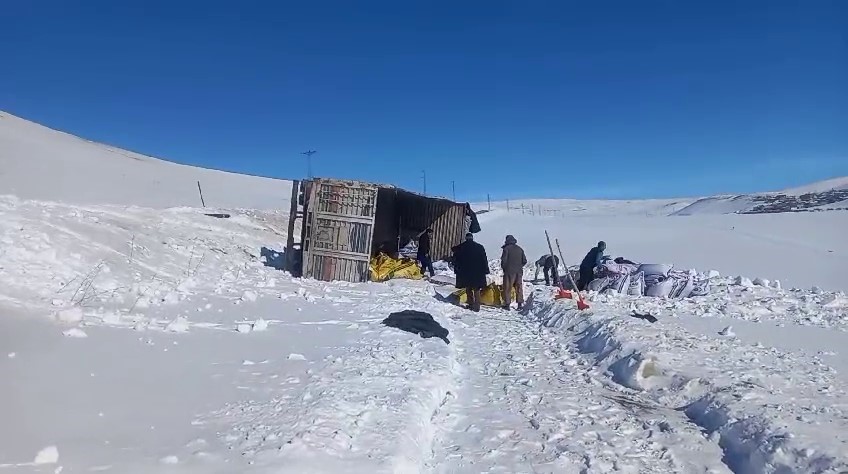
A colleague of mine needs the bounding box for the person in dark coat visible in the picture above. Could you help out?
[452,233,489,312]
[500,235,527,309]
[417,228,435,277]
[534,254,560,286]
[578,241,606,291]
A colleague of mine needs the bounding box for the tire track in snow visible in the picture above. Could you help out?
[428,290,730,473]
[185,284,461,473]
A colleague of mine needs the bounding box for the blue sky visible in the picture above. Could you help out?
[2,1,846,201]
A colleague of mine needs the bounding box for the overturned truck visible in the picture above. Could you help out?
[285,178,479,283]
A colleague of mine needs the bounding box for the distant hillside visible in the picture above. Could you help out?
[673,177,848,216]
[479,197,696,218]
[0,111,291,209]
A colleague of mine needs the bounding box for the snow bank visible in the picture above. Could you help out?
[531,293,848,473]
[0,196,290,326]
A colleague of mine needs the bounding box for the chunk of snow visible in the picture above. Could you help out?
[252,318,269,332]
[7,352,16,358]
[134,297,150,309]
[176,278,197,292]
[51,299,64,307]
[770,279,782,289]
[718,326,735,337]
[236,323,252,333]
[162,292,181,305]
[242,360,255,366]
[101,313,121,325]
[811,286,823,294]
[166,317,190,333]
[34,445,59,464]
[753,277,770,287]
[55,308,83,324]
[733,276,754,287]
[241,290,258,302]
[287,353,307,361]
[62,328,88,338]
[707,270,721,279]
[159,455,179,465]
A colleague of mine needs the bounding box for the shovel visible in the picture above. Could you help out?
[555,238,590,311]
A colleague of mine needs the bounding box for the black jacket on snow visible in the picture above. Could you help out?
[452,240,489,289]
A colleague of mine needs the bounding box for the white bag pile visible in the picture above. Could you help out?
[591,261,711,298]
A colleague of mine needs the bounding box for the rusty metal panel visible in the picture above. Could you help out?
[307,253,370,282]
[429,203,466,261]
[396,190,467,261]
[302,179,378,282]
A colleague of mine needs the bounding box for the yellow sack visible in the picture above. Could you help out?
[451,283,516,307]
[369,253,423,282]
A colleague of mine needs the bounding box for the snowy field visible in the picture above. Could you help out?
[475,209,848,292]
[3,113,848,472]
[2,193,847,473]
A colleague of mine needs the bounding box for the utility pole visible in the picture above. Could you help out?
[487,194,491,211]
[421,170,427,196]
[301,150,317,178]
[451,181,456,201]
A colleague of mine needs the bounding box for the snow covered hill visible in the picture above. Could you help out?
[0,111,291,209]
[480,197,696,218]
[480,175,848,218]
[673,176,848,216]
[782,176,848,195]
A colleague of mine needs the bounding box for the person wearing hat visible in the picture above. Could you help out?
[451,233,489,312]
[578,241,607,291]
[500,235,527,309]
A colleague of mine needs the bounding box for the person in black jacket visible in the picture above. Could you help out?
[417,228,435,277]
[578,241,606,291]
[452,233,489,312]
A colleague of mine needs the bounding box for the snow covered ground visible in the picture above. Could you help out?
[3,113,848,472]
[2,193,847,473]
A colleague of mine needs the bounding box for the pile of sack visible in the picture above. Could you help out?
[450,283,516,308]
[370,253,423,282]
[587,261,710,298]
[398,240,418,260]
